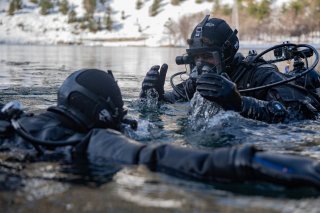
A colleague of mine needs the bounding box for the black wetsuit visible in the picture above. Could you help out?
[1,106,320,188]
[164,54,320,122]
[0,107,256,183]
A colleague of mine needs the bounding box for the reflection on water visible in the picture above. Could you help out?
[0,44,320,212]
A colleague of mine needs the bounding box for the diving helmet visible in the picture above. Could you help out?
[187,15,239,76]
[57,69,125,130]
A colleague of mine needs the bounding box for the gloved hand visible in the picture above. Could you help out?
[251,151,320,189]
[196,73,242,111]
[228,145,320,189]
[140,64,168,100]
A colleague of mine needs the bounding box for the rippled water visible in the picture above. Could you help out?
[0,44,320,213]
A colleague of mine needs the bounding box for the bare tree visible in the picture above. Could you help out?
[178,13,206,44]
[163,18,179,45]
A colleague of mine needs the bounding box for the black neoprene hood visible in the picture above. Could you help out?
[187,15,239,61]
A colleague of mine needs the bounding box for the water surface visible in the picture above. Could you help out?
[0,44,320,213]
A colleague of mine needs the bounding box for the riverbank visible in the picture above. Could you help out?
[1,1,319,48]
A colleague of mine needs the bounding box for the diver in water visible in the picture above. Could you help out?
[1,68,320,189]
[140,15,320,123]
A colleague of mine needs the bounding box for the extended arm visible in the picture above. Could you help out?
[78,129,320,189]
[196,73,288,123]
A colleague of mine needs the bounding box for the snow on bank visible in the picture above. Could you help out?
[0,0,318,47]
[0,0,215,46]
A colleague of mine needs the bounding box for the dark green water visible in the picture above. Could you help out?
[0,44,320,213]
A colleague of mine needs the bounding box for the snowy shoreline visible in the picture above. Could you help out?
[1,40,319,50]
[1,0,319,48]
[1,13,318,48]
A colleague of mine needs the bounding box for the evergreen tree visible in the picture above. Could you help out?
[8,1,15,16]
[121,10,126,20]
[80,21,87,30]
[247,0,271,21]
[14,0,22,10]
[68,9,77,23]
[39,0,53,15]
[29,0,38,3]
[257,0,271,20]
[213,0,220,11]
[59,0,69,15]
[308,0,320,30]
[210,0,232,27]
[289,0,303,17]
[88,18,98,32]
[221,4,232,16]
[8,0,23,15]
[278,0,310,38]
[136,0,143,10]
[97,17,102,31]
[171,0,180,6]
[104,14,113,31]
[195,0,202,4]
[104,5,113,31]
[106,4,111,14]
[149,0,161,17]
[83,0,96,16]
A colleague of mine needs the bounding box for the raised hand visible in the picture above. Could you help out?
[140,64,168,100]
[196,73,242,111]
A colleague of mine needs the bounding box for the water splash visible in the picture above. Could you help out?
[136,88,159,112]
[123,119,157,141]
[188,92,223,131]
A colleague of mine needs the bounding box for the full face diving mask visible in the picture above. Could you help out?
[189,51,223,80]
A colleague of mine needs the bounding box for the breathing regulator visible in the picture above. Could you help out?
[172,40,319,94]
[171,15,239,98]
[170,15,319,96]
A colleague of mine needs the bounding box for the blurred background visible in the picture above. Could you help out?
[0,0,319,46]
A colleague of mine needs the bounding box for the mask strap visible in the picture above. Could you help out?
[223,29,238,51]
[192,15,210,48]
[194,14,210,37]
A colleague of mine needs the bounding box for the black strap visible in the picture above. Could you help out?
[47,107,88,132]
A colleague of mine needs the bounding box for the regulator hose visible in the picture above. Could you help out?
[11,119,82,149]
[170,43,319,94]
[239,43,319,93]
[170,71,189,99]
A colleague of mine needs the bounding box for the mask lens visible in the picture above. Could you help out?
[192,51,222,74]
[193,51,221,64]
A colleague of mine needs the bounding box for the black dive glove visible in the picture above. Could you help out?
[140,64,168,100]
[222,145,320,188]
[240,97,288,123]
[196,73,242,111]
[252,151,320,188]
